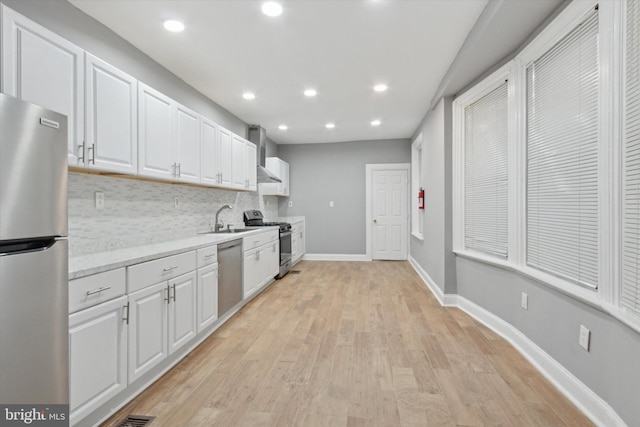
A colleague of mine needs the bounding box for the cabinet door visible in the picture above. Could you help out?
[200,118,219,186]
[69,296,127,425]
[128,282,168,383]
[175,104,200,184]
[1,5,84,166]
[197,263,218,333]
[168,271,197,354]
[85,54,137,174]
[231,134,246,189]
[245,141,257,191]
[243,248,261,299]
[218,127,233,187]
[138,83,175,180]
[264,241,279,283]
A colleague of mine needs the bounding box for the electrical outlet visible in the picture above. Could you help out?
[521,292,528,310]
[95,191,104,210]
[288,201,293,208]
[579,325,590,351]
[329,200,334,208]
[174,197,180,208]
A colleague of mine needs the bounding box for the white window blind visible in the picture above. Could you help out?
[526,9,599,289]
[623,0,640,315]
[464,82,508,257]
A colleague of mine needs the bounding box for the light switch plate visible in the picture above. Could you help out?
[579,325,590,351]
[329,201,334,208]
[288,201,293,208]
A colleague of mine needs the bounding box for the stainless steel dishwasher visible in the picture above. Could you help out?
[218,239,243,317]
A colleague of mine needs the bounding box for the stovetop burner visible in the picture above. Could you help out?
[243,210,291,231]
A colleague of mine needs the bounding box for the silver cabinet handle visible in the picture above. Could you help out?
[171,163,176,177]
[123,302,130,325]
[163,266,178,273]
[204,253,215,259]
[171,284,176,302]
[88,145,96,164]
[177,163,181,178]
[165,285,170,304]
[78,142,85,163]
[86,286,111,296]
[256,251,260,261]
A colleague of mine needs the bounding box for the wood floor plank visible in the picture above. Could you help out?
[100,260,593,427]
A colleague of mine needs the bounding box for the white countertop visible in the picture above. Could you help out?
[69,227,278,280]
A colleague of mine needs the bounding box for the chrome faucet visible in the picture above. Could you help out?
[214,204,233,231]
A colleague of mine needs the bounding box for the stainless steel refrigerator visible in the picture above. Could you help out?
[0,93,69,409]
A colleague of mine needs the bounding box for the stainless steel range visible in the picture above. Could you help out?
[243,210,292,278]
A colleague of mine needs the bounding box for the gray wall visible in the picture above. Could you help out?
[409,97,456,294]
[457,257,640,426]
[277,139,410,255]
[1,0,248,137]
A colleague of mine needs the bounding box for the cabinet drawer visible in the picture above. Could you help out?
[127,251,196,293]
[69,268,126,314]
[197,245,218,268]
[242,229,279,252]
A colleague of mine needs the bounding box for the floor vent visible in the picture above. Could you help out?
[289,270,301,275]
[116,415,156,427]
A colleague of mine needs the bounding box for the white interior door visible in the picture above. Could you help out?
[371,168,408,260]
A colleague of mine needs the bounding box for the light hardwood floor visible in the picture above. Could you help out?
[102,260,593,427]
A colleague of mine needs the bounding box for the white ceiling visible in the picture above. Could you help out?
[67,0,561,145]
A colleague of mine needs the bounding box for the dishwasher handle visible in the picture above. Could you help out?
[218,239,242,250]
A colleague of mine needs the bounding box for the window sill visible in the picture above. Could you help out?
[453,250,640,335]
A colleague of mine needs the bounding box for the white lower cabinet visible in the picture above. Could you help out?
[127,269,197,383]
[127,281,168,383]
[197,263,218,333]
[69,296,127,425]
[291,221,306,265]
[243,240,279,299]
[167,271,197,354]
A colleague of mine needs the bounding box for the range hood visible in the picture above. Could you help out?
[248,125,282,183]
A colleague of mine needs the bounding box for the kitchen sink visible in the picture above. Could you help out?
[199,228,254,234]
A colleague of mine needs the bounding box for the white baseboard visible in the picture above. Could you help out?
[409,262,626,427]
[303,253,369,261]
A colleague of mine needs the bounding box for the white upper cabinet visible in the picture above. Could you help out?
[1,5,84,166]
[174,104,200,184]
[200,118,219,186]
[231,133,257,191]
[218,127,233,187]
[231,134,246,189]
[138,83,174,180]
[261,157,289,196]
[85,54,137,174]
[245,140,257,191]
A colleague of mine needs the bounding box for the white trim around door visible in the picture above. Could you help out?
[365,163,411,261]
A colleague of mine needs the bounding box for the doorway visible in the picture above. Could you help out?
[366,164,410,260]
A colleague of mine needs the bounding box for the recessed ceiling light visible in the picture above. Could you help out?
[163,19,185,32]
[326,123,335,129]
[304,89,317,97]
[278,125,288,130]
[374,84,388,92]
[242,92,256,100]
[371,120,381,126]
[262,1,283,17]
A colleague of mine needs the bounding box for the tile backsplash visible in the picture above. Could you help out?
[68,172,278,257]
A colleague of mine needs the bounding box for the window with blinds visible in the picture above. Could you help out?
[623,0,640,315]
[464,82,508,257]
[526,9,599,289]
